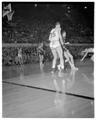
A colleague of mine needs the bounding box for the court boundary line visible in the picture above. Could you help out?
[3,81,94,100]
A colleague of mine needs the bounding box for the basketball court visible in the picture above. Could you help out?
[2,59,94,118]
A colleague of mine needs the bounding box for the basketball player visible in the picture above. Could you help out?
[37,42,45,71]
[15,48,23,65]
[49,22,64,73]
[81,48,94,62]
[58,31,78,70]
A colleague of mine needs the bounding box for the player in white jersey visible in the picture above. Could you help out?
[49,22,64,73]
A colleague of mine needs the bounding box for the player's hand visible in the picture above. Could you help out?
[65,42,70,45]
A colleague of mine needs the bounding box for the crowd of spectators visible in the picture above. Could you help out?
[2,15,93,44]
[2,16,94,66]
[2,45,53,66]
[3,44,93,66]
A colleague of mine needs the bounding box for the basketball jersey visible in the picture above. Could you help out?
[49,27,61,48]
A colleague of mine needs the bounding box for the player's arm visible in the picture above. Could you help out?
[58,28,64,46]
[63,37,66,44]
[62,32,66,43]
[49,33,52,42]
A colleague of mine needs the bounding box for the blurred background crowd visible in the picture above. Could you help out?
[2,2,94,66]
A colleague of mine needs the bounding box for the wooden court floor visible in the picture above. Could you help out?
[2,60,94,118]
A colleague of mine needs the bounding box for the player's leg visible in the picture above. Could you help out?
[65,50,78,70]
[39,54,44,71]
[20,56,24,72]
[51,48,58,72]
[56,46,64,71]
[64,51,74,69]
[64,51,69,63]
[67,50,74,65]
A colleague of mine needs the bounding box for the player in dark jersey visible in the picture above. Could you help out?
[58,31,78,71]
[37,42,45,71]
[15,48,23,65]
